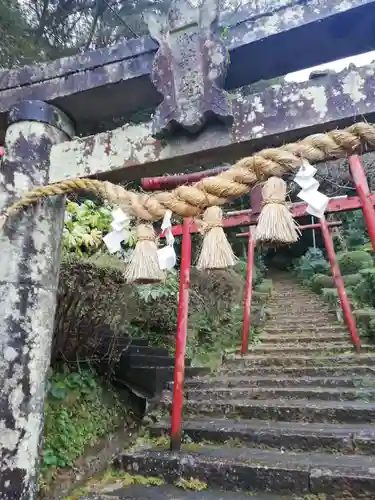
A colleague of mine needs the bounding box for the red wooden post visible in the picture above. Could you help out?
[170,217,192,451]
[141,166,229,190]
[348,155,375,252]
[320,217,361,353]
[241,226,255,355]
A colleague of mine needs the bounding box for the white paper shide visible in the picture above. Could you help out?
[103,207,132,253]
[158,210,176,270]
[295,160,329,218]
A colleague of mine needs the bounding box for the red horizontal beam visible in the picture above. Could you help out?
[141,166,229,191]
[165,194,373,238]
[236,220,342,237]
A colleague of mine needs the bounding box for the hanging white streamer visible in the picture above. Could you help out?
[295,160,329,218]
[103,207,132,253]
[158,210,176,270]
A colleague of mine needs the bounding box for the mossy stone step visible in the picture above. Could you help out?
[259,334,347,343]
[79,484,295,499]
[117,446,375,497]
[262,325,345,333]
[166,398,375,424]
[150,418,375,454]
[223,354,375,368]
[181,375,375,390]
[245,345,357,355]
[215,365,375,378]
[184,386,375,402]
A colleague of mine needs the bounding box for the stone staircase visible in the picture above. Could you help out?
[84,273,375,499]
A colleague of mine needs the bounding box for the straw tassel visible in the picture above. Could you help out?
[255,177,300,247]
[125,223,165,284]
[196,206,238,270]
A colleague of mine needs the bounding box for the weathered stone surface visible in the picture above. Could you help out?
[0,0,373,137]
[147,0,233,137]
[150,419,361,453]
[78,484,290,500]
[49,63,375,183]
[0,102,73,499]
[79,484,290,499]
[118,446,375,496]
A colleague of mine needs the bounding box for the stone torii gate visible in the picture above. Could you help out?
[1,0,375,498]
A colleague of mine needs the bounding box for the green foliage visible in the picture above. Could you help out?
[63,200,112,256]
[136,270,179,303]
[353,308,375,339]
[254,249,267,278]
[340,211,369,249]
[187,303,247,370]
[337,251,373,274]
[357,242,374,254]
[310,274,334,294]
[234,249,267,287]
[255,279,273,297]
[352,268,375,309]
[63,199,137,258]
[0,0,42,66]
[175,477,208,491]
[294,248,329,282]
[343,273,362,288]
[321,288,339,308]
[129,271,180,348]
[40,367,123,493]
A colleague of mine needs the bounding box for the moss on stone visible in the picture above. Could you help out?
[174,477,208,491]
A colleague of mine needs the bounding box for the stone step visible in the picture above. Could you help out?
[262,325,345,333]
[170,398,375,424]
[184,386,375,402]
[216,365,374,378]
[150,419,375,454]
[223,354,375,369]
[265,314,334,321]
[266,304,331,310]
[259,334,348,344]
[246,344,357,356]
[266,309,331,315]
[118,446,375,497]
[181,375,374,390]
[79,485,295,500]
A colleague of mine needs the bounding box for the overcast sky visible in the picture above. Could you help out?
[285,50,375,82]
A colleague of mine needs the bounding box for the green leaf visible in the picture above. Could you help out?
[50,386,68,400]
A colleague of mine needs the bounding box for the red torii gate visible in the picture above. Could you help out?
[141,154,375,451]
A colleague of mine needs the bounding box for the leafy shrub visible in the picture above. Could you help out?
[63,200,112,256]
[255,279,273,296]
[234,258,264,287]
[294,248,329,281]
[337,251,373,274]
[310,274,333,294]
[343,273,362,288]
[340,211,369,249]
[63,199,136,259]
[353,308,375,338]
[254,249,267,278]
[352,268,375,308]
[252,291,269,304]
[356,242,374,255]
[40,368,123,493]
[321,288,339,308]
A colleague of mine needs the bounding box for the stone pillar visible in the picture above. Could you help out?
[0,100,75,500]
